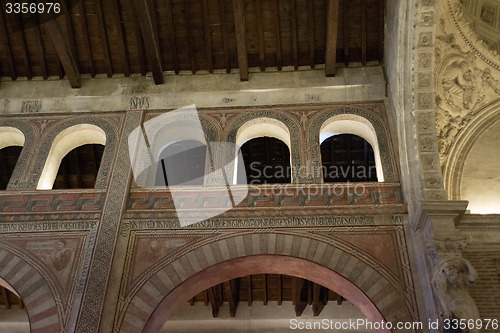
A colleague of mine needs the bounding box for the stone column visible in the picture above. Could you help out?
[411,200,480,332]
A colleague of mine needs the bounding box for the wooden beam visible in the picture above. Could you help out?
[342,0,349,66]
[262,274,267,305]
[232,0,249,81]
[75,0,95,77]
[325,0,340,76]
[1,287,11,309]
[308,0,315,68]
[277,274,282,305]
[289,0,298,70]
[164,0,179,74]
[202,0,214,73]
[307,280,312,305]
[219,0,230,73]
[256,0,266,71]
[43,18,81,88]
[32,18,48,80]
[134,0,164,84]
[273,0,282,70]
[94,0,112,77]
[10,15,32,79]
[127,0,146,75]
[183,1,196,74]
[207,287,220,318]
[0,11,16,79]
[361,0,367,65]
[62,0,77,58]
[247,275,252,305]
[322,285,329,305]
[312,283,325,316]
[292,277,306,316]
[224,280,238,317]
[378,0,384,63]
[107,0,130,76]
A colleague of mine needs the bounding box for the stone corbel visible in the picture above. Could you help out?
[410,200,469,235]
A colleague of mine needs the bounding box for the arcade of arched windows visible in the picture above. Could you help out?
[0,106,398,192]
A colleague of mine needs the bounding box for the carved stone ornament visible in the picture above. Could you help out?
[428,238,481,328]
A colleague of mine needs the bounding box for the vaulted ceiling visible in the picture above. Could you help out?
[0,0,385,88]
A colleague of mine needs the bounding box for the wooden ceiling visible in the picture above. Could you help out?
[0,0,385,88]
[188,274,344,318]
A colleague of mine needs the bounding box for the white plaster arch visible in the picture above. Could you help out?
[37,124,106,190]
[319,116,384,181]
[234,117,292,184]
[236,117,291,148]
[0,126,25,150]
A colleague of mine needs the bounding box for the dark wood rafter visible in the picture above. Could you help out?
[0,10,17,79]
[75,0,95,77]
[308,0,315,69]
[94,0,113,77]
[223,280,238,317]
[325,0,340,76]
[61,0,77,58]
[1,287,11,309]
[343,0,349,66]
[232,0,249,81]
[361,0,367,65]
[277,274,282,305]
[134,0,164,84]
[273,0,282,70]
[186,274,347,318]
[0,0,384,81]
[247,275,252,305]
[207,286,219,318]
[106,0,130,76]
[183,1,196,74]
[255,0,266,71]
[289,0,298,70]
[32,15,48,80]
[218,0,230,73]
[262,274,267,305]
[312,283,324,316]
[164,0,179,74]
[292,277,306,316]
[127,0,146,75]
[201,0,213,73]
[42,18,81,88]
[378,0,384,63]
[10,15,32,79]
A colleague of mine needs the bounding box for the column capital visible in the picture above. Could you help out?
[411,200,469,233]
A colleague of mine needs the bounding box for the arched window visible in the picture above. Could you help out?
[38,124,106,189]
[235,118,292,184]
[0,127,25,190]
[0,147,23,190]
[238,137,291,184]
[155,140,207,186]
[319,117,384,182]
[52,144,105,189]
[320,134,377,182]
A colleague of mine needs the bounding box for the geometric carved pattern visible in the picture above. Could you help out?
[0,191,105,214]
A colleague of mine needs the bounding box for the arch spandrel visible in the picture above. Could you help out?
[117,231,417,333]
